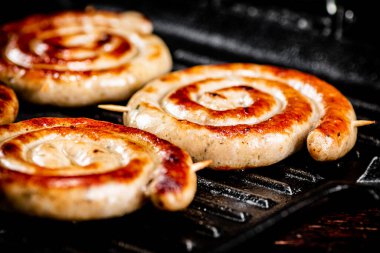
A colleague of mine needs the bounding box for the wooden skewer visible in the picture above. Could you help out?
[191,160,212,172]
[353,120,375,127]
[98,104,129,112]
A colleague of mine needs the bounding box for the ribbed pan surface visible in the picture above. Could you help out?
[1,1,379,252]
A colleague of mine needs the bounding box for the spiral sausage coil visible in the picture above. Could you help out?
[0,118,197,220]
[124,63,358,169]
[0,10,172,106]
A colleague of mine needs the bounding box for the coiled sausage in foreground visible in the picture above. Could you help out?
[0,118,206,220]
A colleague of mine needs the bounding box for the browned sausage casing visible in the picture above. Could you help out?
[124,63,357,169]
[0,118,196,220]
[0,10,172,106]
[0,84,18,125]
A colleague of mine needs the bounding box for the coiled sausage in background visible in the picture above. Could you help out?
[0,9,172,106]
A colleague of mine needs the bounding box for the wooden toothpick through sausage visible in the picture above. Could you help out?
[98,104,129,112]
[352,120,375,127]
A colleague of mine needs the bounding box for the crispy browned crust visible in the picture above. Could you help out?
[0,118,196,220]
[163,77,313,136]
[0,10,172,106]
[125,63,357,168]
[0,84,18,125]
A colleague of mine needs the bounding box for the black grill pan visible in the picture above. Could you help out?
[1,1,379,252]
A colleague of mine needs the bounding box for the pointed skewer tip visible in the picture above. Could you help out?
[353,120,375,127]
[191,160,212,172]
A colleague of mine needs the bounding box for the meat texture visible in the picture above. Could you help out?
[0,9,172,106]
[0,118,197,220]
[124,63,358,169]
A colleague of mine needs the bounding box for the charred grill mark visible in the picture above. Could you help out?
[164,79,312,137]
[0,87,12,101]
[148,44,162,60]
[156,150,189,194]
[207,92,226,99]
[0,158,145,189]
[124,126,192,195]
[317,116,349,143]
[1,60,131,80]
[0,84,19,124]
[169,84,278,120]
[1,142,20,154]
[108,36,132,58]
[13,32,131,66]
[96,33,112,46]
[160,72,181,82]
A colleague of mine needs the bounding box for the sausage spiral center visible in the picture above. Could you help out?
[5,26,137,72]
[162,77,314,127]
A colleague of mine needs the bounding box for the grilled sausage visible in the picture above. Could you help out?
[0,84,18,125]
[0,118,197,220]
[124,63,358,169]
[0,9,172,106]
